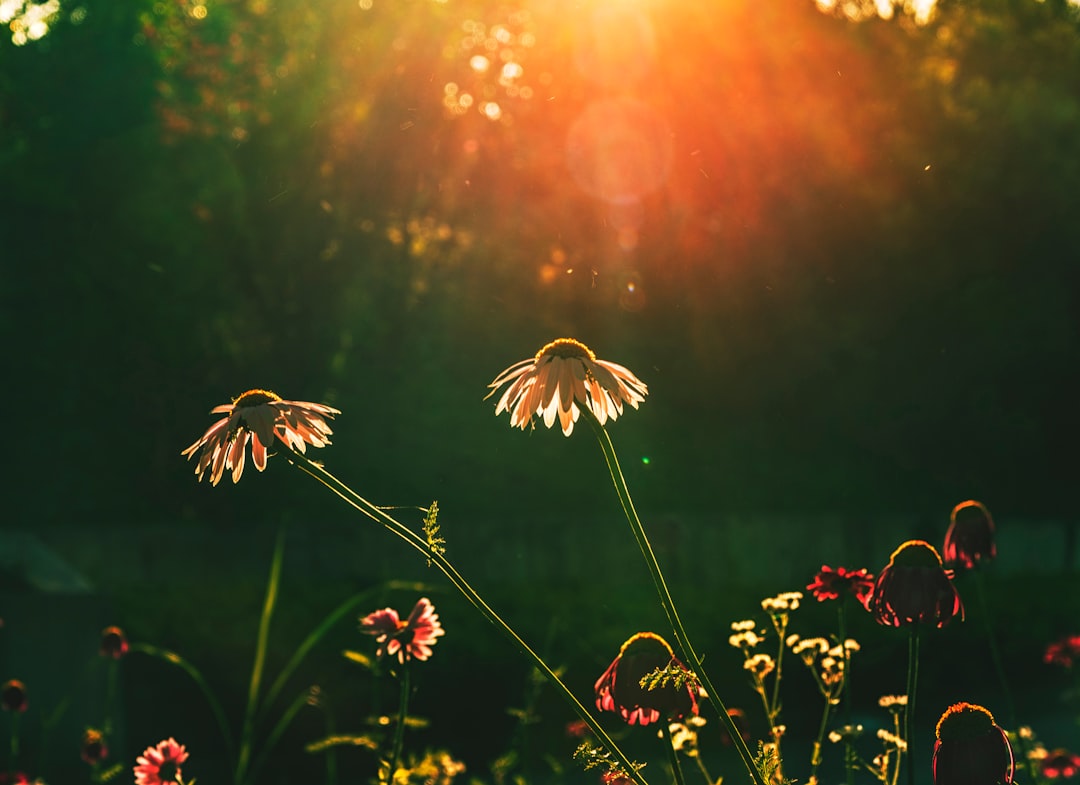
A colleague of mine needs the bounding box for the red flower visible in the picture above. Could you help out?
[100,626,129,659]
[361,597,445,663]
[866,540,964,628]
[1044,634,1080,669]
[594,632,699,726]
[807,565,875,604]
[943,500,997,570]
[81,728,108,764]
[1,680,27,713]
[134,737,189,785]
[1041,749,1080,779]
[932,702,1013,785]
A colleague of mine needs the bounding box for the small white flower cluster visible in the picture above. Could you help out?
[827,724,864,743]
[761,592,803,613]
[790,636,830,660]
[730,619,756,631]
[729,630,764,649]
[664,718,707,756]
[819,654,844,686]
[877,728,907,751]
[744,653,776,678]
[878,694,908,709]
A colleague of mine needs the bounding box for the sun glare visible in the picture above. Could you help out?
[1,0,61,45]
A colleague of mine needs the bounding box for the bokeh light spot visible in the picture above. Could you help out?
[469,55,490,73]
[191,4,208,19]
[565,98,672,205]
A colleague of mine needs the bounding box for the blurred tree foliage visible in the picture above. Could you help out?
[3,0,1079,528]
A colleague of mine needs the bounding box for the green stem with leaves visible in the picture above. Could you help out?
[286,450,651,785]
[586,412,768,785]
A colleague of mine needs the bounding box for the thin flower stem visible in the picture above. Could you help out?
[691,748,716,785]
[585,413,768,785]
[386,664,411,783]
[904,628,920,785]
[768,615,787,722]
[838,601,855,785]
[661,723,688,785]
[808,697,833,781]
[248,687,313,785]
[890,709,904,785]
[236,525,287,785]
[285,451,652,785]
[259,581,431,725]
[131,642,236,758]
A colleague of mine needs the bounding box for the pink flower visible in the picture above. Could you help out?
[182,389,340,485]
[361,598,445,663]
[806,565,875,604]
[866,540,964,628]
[487,338,647,436]
[595,632,698,726]
[943,500,997,570]
[1044,634,1080,669]
[134,737,189,785]
[1042,749,1080,779]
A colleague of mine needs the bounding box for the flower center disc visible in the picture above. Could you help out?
[233,389,282,408]
[536,338,595,362]
[890,540,943,568]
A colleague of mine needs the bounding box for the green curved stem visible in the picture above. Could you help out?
[248,687,313,784]
[904,628,920,785]
[661,722,687,785]
[386,664,410,783]
[236,525,286,785]
[585,413,767,785]
[838,600,855,785]
[131,642,236,758]
[285,450,651,785]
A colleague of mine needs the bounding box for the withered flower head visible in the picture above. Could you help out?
[1,679,27,713]
[933,702,1014,785]
[594,632,698,726]
[81,727,108,764]
[943,500,997,571]
[866,540,964,628]
[100,626,129,659]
